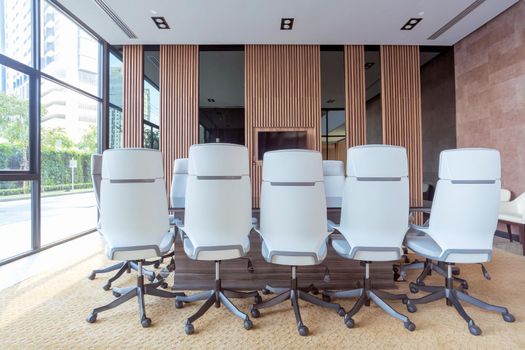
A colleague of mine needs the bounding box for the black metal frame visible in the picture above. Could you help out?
[321,108,346,159]
[0,0,114,266]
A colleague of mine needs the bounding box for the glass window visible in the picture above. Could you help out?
[143,48,159,149]
[144,79,159,126]
[108,106,122,149]
[0,0,33,67]
[40,78,98,245]
[40,1,100,97]
[0,181,32,261]
[0,65,30,171]
[365,47,382,144]
[321,110,346,161]
[109,52,122,108]
[199,49,245,144]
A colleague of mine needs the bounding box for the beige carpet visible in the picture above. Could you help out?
[1,249,524,349]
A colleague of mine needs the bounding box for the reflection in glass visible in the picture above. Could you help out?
[144,48,160,149]
[365,48,382,144]
[0,181,32,260]
[0,65,30,171]
[109,106,122,149]
[109,52,123,108]
[40,1,100,97]
[0,0,33,66]
[199,49,244,145]
[40,78,98,245]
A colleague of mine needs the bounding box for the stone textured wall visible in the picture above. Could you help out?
[455,2,525,197]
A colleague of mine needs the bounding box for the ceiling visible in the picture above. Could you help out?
[57,0,518,45]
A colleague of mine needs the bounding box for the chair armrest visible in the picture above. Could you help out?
[327,220,339,234]
[409,223,428,232]
[499,201,518,215]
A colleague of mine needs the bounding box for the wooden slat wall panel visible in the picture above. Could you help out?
[122,45,144,148]
[381,45,423,208]
[245,45,321,207]
[344,45,367,148]
[159,45,199,198]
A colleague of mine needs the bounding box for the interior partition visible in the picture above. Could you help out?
[122,45,144,148]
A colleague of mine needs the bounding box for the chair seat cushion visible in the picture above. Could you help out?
[331,237,402,262]
[261,239,327,266]
[499,213,525,224]
[183,235,250,261]
[406,234,442,260]
[106,230,175,261]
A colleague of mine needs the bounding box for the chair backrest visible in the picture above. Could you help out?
[100,149,170,259]
[323,160,345,208]
[171,158,188,208]
[184,144,252,257]
[339,145,409,261]
[91,154,103,215]
[500,188,511,202]
[427,148,501,262]
[260,150,328,265]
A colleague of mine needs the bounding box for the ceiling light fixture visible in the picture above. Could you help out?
[152,16,170,29]
[207,98,215,103]
[280,18,294,30]
[401,18,422,30]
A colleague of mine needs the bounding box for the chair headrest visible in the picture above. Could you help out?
[323,160,344,176]
[91,154,103,175]
[173,158,189,174]
[263,150,323,183]
[188,143,249,176]
[347,145,408,178]
[102,149,164,180]
[439,148,500,181]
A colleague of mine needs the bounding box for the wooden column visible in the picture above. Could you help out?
[159,45,199,197]
[122,45,144,148]
[381,45,423,208]
[344,45,366,148]
[245,45,321,207]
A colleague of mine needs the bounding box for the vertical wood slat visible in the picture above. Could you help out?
[381,45,423,208]
[245,45,321,207]
[344,45,366,148]
[159,45,199,198]
[122,45,144,148]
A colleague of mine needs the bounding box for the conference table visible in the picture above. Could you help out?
[169,208,419,291]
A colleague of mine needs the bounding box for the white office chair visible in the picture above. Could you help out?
[250,150,345,336]
[174,144,260,335]
[323,160,345,208]
[499,190,525,246]
[404,148,514,335]
[322,145,416,331]
[171,158,188,209]
[86,149,184,328]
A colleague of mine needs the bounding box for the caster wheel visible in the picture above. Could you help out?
[141,317,152,328]
[468,323,482,336]
[404,256,410,264]
[406,302,417,313]
[102,283,111,291]
[175,300,184,309]
[337,307,346,317]
[147,275,155,282]
[185,323,194,335]
[254,295,262,304]
[322,294,331,303]
[452,268,460,276]
[88,272,96,280]
[112,291,121,298]
[86,313,97,323]
[461,281,469,290]
[344,316,354,328]
[311,289,319,295]
[244,319,253,330]
[298,325,309,336]
[153,262,160,268]
[251,308,260,318]
[409,284,419,294]
[503,312,515,323]
[261,288,271,295]
[404,321,416,331]
[393,271,401,281]
[161,282,169,289]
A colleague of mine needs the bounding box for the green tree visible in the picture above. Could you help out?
[78,125,97,154]
[0,93,29,169]
[41,127,75,151]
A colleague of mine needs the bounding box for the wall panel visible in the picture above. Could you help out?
[344,45,367,148]
[381,46,423,208]
[245,45,321,207]
[159,45,199,198]
[122,45,144,148]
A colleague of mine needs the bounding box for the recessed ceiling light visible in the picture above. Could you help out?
[207,98,215,103]
[401,17,422,30]
[151,16,170,29]
[280,18,294,30]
